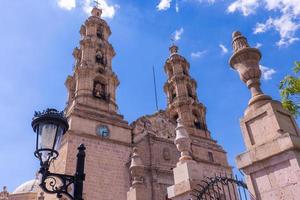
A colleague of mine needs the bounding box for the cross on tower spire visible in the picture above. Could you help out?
[94,0,101,8]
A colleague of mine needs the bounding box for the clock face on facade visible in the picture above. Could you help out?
[96,125,110,137]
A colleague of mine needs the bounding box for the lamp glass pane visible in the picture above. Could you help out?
[38,123,58,150]
[37,123,58,162]
[54,126,64,151]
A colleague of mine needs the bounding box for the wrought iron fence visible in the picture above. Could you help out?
[193,174,255,200]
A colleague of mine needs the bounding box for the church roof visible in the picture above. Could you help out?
[13,179,39,194]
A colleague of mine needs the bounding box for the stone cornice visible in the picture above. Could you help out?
[236,133,300,170]
[66,130,132,147]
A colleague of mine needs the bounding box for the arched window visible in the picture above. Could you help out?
[96,27,103,38]
[93,80,108,101]
[173,113,179,123]
[95,50,106,66]
[168,66,174,78]
[183,66,188,75]
[169,86,176,102]
[208,151,214,162]
[187,85,193,99]
[193,111,202,129]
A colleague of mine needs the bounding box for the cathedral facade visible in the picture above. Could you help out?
[0,7,231,200]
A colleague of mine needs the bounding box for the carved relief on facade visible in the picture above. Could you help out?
[132,111,176,140]
[163,147,171,160]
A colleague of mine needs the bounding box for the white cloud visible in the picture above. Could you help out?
[227,0,259,16]
[57,0,118,18]
[254,14,300,47]
[259,65,276,80]
[255,42,262,48]
[219,44,228,54]
[157,0,172,11]
[175,2,179,12]
[191,50,207,58]
[196,0,217,4]
[83,0,118,18]
[173,28,184,41]
[228,0,300,47]
[57,0,76,10]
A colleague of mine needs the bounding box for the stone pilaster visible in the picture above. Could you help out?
[230,31,300,200]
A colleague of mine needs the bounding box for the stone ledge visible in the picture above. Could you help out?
[167,179,194,199]
[236,133,300,169]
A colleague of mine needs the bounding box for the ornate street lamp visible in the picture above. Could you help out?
[32,108,86,200]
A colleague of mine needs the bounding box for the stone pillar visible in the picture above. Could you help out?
[230,31,300,200]
[127,147,149,200]
[167,120,203,200]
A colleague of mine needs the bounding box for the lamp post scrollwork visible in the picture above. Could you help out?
[32,108,86,200]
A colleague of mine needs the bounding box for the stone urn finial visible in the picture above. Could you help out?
[175,118,193,163]
[129,147,144,187]
[229,31,271,106]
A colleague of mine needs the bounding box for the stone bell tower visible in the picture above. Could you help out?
[49,7,132,200]
[165,46,232,200]
[65,7,119,114]
[230,31,300,200]
[164,45,209,138]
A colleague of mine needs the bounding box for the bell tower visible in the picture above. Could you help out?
[65,7,120,115]
[164,45,209,138]
[50,7,132,200]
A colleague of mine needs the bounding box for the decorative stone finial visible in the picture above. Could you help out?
[169,44,178,55]
[129,147,144,187]
[174,118,193,163]
[91,7,102,17]
[0,186,9,199]
[229,31,271,106]
[232,31,250,53]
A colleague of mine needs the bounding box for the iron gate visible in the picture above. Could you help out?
[193,174,255,200]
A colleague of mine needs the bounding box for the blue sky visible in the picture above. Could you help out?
[0,0,299,192]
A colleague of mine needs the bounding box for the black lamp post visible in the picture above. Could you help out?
[32,108,86,200]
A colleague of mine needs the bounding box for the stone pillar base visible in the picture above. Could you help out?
[127,185,148,200]
[236,100,300,200]
[167,161,202,200]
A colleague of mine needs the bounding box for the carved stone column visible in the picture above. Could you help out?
[230,31,300,200]
[127,147,149,200]
[167,120,203,200]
